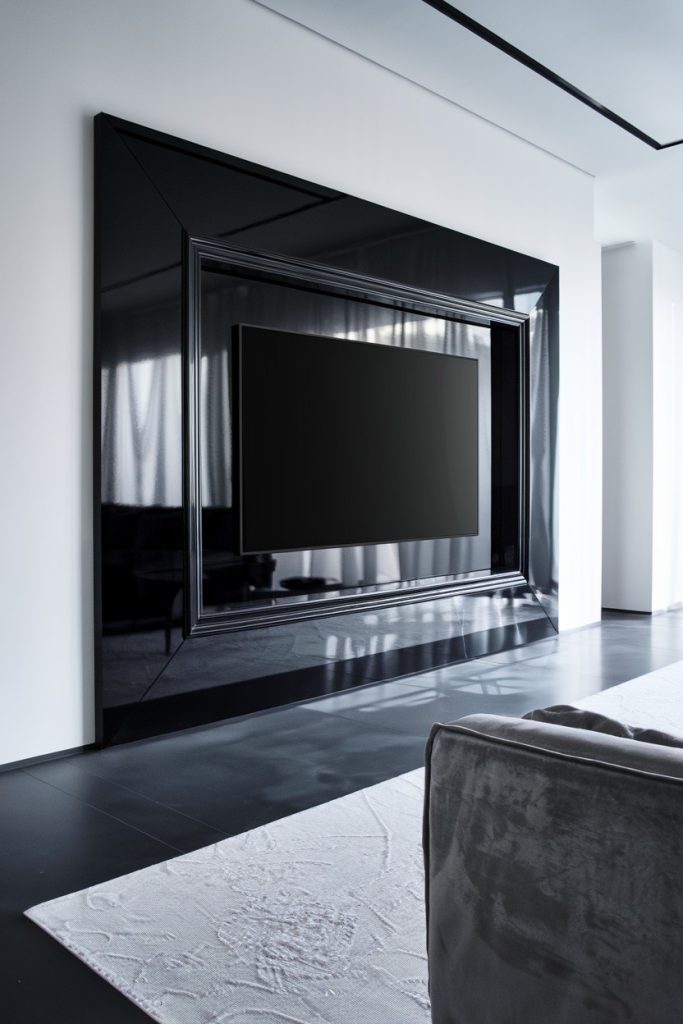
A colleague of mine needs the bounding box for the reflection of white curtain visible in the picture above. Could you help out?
[102,352,182,506]
[200,349,232,507]
[101,302,183,507]
[101,306,232,508]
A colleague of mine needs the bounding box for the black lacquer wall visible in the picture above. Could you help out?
[96,114,559,745]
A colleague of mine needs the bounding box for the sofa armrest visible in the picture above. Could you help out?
[437,712,683,781]
[424,715,683,1024]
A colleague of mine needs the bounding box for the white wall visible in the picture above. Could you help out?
[0,0,602,765]
[602,243,653,611]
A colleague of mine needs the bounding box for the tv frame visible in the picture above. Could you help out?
[185,236,529,636]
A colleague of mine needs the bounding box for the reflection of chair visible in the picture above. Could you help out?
[201,507,276,607]
[101,505,278,652]
[134,563,183,655]
[131,507,184,653]
[101,505,183,636]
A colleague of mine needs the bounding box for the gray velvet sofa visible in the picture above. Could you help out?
[424,705,683,1024]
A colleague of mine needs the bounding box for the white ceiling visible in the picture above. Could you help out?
[255,0,683,250]
[454,0,683,144]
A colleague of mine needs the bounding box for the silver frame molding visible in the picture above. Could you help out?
[184,236,538,637]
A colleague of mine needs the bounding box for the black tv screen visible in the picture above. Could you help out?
[234,325,478,554]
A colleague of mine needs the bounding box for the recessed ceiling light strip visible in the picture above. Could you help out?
[420,0,683,150]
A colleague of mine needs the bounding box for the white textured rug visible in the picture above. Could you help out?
[29,662,683,1022]
[26,769,429,1024]
[576,660,683,735]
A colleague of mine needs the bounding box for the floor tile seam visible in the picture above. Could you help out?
[21,768,187,856]
[345,661,507,688]
[516,618,683,634]
[310,695,545,728]
[350,674,487,692]
[51,757,294,839]
[380,663,613,688]
[369,641,562,678]
[540,640,683,654]
[61,712,385,817]
[63,770,236,839]
[303,679,631,732]
[480,662,683,682]
[382,668,563,686]
[298,704,436,744]
[303,679,430,708]
[294,715,424,752]
[58,758,235,837]
[476,648,677,668]
[619,645,683,659]
[268,705,432,757]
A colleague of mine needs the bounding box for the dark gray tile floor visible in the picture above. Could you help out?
[3,609,683,1022]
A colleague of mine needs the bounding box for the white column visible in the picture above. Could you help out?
[651,241,683,611]
[602,240,683,612]
[602,242,653,611]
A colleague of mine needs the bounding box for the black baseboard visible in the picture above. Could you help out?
[0,742,99,774]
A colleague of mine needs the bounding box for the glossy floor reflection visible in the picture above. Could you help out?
[4,610,683,1022]
[104,587,552,743]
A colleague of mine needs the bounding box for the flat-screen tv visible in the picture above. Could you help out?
[233,324,478,554]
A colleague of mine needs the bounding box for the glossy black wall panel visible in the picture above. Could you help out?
[120,121,552,305]
[96,114,559,744]
[124,133,340,238]
[96,118,185,738]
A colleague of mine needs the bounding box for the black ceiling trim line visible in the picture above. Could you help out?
[420,0,683,151]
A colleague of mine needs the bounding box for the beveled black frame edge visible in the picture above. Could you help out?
[101,113,342,200]
[184,234,531,637]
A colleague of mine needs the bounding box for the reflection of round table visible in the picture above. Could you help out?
[201,551,276,607]
[281,576,342,592]
[133,564,184,655]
